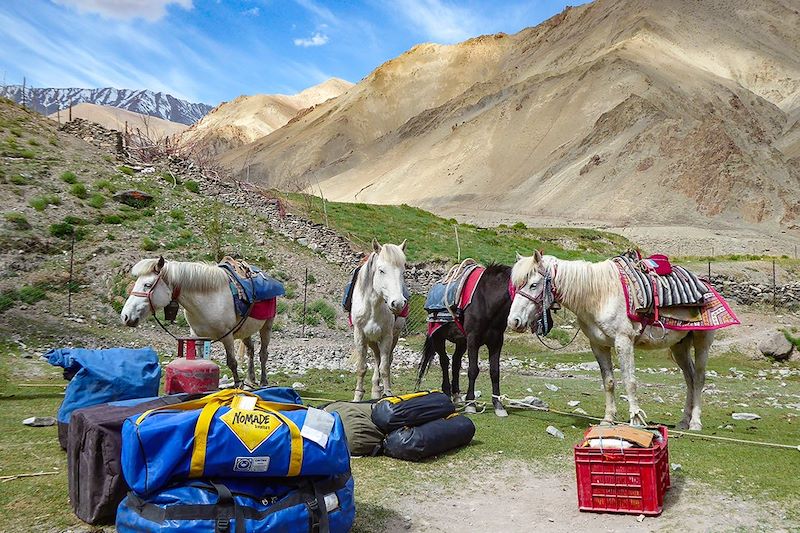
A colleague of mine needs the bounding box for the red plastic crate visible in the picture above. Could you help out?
[574,425,670,515]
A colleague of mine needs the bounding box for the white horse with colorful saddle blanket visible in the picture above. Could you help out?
[507,251,739,430]
[348,239,409,401]
[121,257,283,387]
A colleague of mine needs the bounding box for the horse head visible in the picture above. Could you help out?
[121,256,175,327]
[507,250,552,332]
[370,238,408,315]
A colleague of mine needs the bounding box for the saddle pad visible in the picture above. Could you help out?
[424,264,483,312]
[219,257,285,318]
[613,255,708,309]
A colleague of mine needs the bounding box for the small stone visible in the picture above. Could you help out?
[732,412,761,420]
[23,416,56,427]
[545,425,564,439]
[292,381,306,390]
[671,463,682,471]
[653,396,665,403]
[637,514,645,523]
[522,396,548,409]
[573,408,588,415]
[758,332,794,361]
[545,383,559,392]
[567,400,580,407]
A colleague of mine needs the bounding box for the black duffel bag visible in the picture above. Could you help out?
[383,414,475,462]
[371,391,455,433]
[67,394,190,524]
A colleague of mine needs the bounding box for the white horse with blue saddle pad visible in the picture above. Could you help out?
[347,239,408,400]
[121,256,284,387]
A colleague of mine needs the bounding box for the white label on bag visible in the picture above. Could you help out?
[301,407,335,448]
[324,492,339,512]
[235,395,258,411]
[234,456,270,472]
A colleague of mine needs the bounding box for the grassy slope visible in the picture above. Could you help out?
[288,193,634,264]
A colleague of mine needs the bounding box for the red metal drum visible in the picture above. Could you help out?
[164,337,219,394]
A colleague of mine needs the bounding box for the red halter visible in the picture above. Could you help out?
[129,269,180,315]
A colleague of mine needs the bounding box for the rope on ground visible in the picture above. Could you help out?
[0,471,59,483]
[498,395,800,452]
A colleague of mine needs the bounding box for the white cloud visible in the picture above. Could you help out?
[241,6,260,16]
[392,0,479,43]
[293,32,329,47]
[293,0,339,25]
[52,0,193,22]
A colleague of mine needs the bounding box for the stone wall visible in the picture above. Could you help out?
[60,118,124,158]
[711,275,800,308]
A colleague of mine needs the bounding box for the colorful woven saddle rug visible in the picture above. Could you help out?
[612,253,739,331]
[424,261,484,324]
[218,257,285,320]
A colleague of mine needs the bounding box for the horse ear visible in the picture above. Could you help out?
[372,238,381,253]
[399,239,407,251]
[533,250,543,263]
[515,252,524,262]
[156,256,165,273]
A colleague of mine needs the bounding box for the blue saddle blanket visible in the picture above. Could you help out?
[218,258,284,317]
[424,263,481,313]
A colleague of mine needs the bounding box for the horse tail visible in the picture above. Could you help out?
[416,333,437,389]
[348,347,360,366]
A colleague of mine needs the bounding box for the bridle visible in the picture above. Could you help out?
[513,263,579,350]
[129,268,182,340]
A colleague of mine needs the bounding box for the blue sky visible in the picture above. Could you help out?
[0,0,577,106]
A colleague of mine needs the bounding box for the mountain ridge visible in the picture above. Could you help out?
[0,85,213,125]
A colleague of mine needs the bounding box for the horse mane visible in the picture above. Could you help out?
[512,255,618,315]
[130,258,229,292]
[551,257,618,315]
[484,262,510,276]
[378,243,406,267]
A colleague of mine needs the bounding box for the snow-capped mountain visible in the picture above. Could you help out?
[1,86,213,125]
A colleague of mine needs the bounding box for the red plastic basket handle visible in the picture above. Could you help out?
[601,452,626,461]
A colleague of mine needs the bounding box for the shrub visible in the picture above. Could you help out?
[49,222,75,238]
[60,171,77,184]
[169,208,185,221]
[88,194,106,208]
[70,183,88,199]
[306,272,317,284]
[29,195,60,211]
[63,216,88,226]
[0,290,18,313]
[95,179,115,192]
[185,180,200,193]
[142,237,158,251]
[276,300,289,314]
[18,284,47,305]
[19,149,35,159]
[309,299,337,328]
[9,174,28,185]
[103,214,123,224]
[119,165,135,175]
[28,138,40,146]
[48,136,58,146]
[4,212,30,229]
[512,222,527,230]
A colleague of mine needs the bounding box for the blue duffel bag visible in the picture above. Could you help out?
[116,473,355,533]
[122,390,351,495]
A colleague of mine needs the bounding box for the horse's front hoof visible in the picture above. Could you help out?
[600,418,614,427]
[494,407,508,417]
[629,410,648,427]
[464,402,477,414]
[688,421,702,431]
[676,419,690,431]
[353,390,365,402]
[452,393,463,405]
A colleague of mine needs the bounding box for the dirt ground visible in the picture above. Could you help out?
[382,461,789,533]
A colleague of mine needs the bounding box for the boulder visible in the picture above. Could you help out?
[113,190,154,208]
[758,332,794,361]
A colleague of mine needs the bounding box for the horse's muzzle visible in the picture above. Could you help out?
[508,317,527,333]
[121,313,140,327]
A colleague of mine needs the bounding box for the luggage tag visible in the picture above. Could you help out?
[233,395,257,411]
[301,407,334,448]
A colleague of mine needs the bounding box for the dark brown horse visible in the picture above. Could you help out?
[417,264,513,416]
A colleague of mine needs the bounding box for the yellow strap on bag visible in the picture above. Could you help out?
[134,389,305,478]
[380,390,440,404]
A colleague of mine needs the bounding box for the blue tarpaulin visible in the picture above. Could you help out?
[46,347,161,425]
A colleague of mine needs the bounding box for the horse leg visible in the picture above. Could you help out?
[352,331,368,401]
[463,336,481,414]
[242,336,257,388]
[369,342,382,399]
[615,335,646,426]
[378,336,394,398]
[591,342,616,425]
[670,334,695,430]
[258,319,273,387]
[436,334,452,397]
[451,338,466,404]
[221,336,240,387]
[690,331,713,431]
[487,332,507,417]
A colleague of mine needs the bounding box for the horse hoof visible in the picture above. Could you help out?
[688,422,702,432]
[494,407,508,417]
[676,420,690,431]
[600,419,614,427]
[464,404,477,414]
[452,393,463,405]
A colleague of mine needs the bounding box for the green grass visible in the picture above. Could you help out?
[95,179,116,193]
[9,174,28,185]
[59,171,77,184]
[185,180,200,193]
[102,214,123,224]
[142,236,158,251]
[28,194,60,211]
[69,182,88,199]
[289,193,633,263]
[3,211,30,229]
[87,193,106,209]
[169,208,185,221]
[118,165,135,175]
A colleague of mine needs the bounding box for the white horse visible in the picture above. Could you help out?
[351,239,408,401]
[507,251,713,431]
[120,257,274,387]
